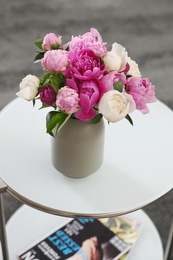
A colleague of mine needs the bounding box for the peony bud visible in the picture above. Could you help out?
[42,33,62,51]
[16,74,40,101]
[40,85,57,106]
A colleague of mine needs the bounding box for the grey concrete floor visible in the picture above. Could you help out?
[0,0,173,256]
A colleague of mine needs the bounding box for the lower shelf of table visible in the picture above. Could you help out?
[0,206,163,259]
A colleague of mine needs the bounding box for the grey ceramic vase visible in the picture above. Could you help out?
[51,118,105,178]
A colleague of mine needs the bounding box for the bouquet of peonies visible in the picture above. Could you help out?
[17,28,156,135]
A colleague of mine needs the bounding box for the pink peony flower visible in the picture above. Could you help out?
[41,50,68,73]
[126,77,156,114]
[68,28,107,57]
[42,33,62,51]
[100,71,127,97]
[75,80,100,121]
[68,49,106,80]
[56,86,80,114]
[40,85,57,106]
[66,78,78,92]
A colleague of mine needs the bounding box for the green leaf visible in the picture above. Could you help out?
[87,114,103,124]
[50,73,66,93]
[34,39,43,50]
[43,78,51,86]
[125,114,134,126]
[56,114,71,133]
[32,99,36,107]
[50,75,60,93]
[114,79,123,92]
[40,73,51,87]
[39,104,49,110]
[46,111,70,136]
[34,52,44,61]
[46,111,59,135]
[57,73,66,88]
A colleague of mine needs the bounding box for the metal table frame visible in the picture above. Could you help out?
[0,179,9,260]
[1,176,173,260]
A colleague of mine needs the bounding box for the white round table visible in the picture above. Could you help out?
[0,206,163,260]
[0,98,173,217]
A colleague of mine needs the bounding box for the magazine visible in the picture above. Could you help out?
[99,215,143,259]
[18,218,131,260]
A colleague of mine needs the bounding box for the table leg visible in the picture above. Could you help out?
[164,219,173,260]
[0,179,9,260]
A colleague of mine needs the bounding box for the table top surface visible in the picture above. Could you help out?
[1,98,173,217]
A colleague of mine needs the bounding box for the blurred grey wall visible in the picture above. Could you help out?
[0,0,173,110]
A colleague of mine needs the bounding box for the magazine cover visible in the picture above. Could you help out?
[99,215,143,260]
[18,218,130,260]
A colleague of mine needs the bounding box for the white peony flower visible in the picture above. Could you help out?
[127,57,141,77]
[103,43,128,72]
[16,74,40,101]
[98,90,136,123]
[103,51,122,71]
